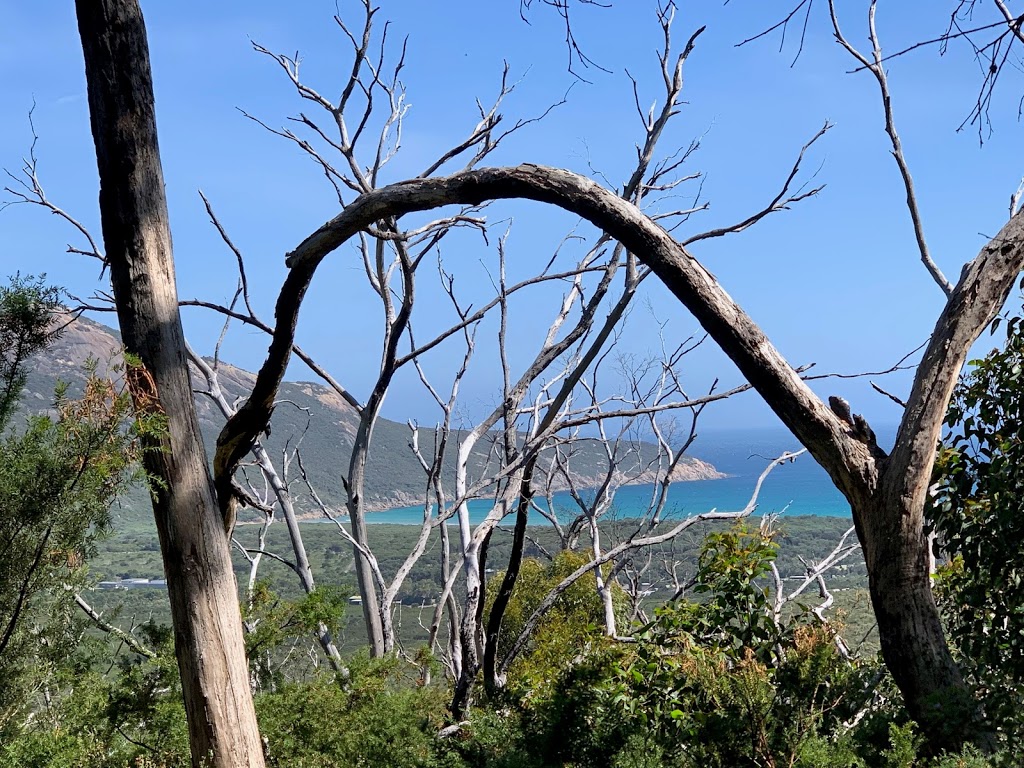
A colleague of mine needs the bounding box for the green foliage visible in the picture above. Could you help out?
[928,746,1004,768]
[0,623,189,768]
[873,723,1003,768]
[258,654,458,768]
[3,630,460,768]
[490,549,623,697]
[0,371,149,726]
[884,722,924,768]
[487,523,881,768]
[103,622,189,761]
[932,308,1024,748]
[242,581,346,691]
[0,279,155,735]
[597,527,863,766]
[0,274,64,432]
[687,524,782,660]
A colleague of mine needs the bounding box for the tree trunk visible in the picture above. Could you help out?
[345,418,386,656]
[451,536,484,719]
[483,469,532,694]
[591,517,618,638]
[856,495,978,751]
[74,2,265,766]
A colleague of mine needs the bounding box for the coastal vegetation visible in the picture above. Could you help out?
[0,284,1007,766]
[4,0,1024,765]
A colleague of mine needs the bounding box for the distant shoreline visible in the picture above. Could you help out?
[283,509,855,526]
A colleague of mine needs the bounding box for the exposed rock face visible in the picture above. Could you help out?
[26,315,724,518]
[619,458,725,485]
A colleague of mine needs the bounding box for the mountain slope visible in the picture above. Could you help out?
[22,316,723,522]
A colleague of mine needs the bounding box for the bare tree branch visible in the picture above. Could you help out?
[73,591,157,658]
[497,449,806,677]
[828,0,954,297]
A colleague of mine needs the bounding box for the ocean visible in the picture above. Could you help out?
[364,425,864,525]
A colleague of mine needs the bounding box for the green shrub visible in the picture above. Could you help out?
[257,654,456,768]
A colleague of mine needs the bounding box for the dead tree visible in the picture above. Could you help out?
[187,344,347,677]
[229,7,829,716]
[239,0,563,656]
[214,156,1024,754]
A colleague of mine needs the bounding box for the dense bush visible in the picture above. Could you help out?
[490,549,625,697]
[441,523,1004,767]
[1,521,1009,767]
[932,308,1024,750]
[257,655,458,768]
[486,525,874,767]
[0,277,156,738]
[0,623,189,768]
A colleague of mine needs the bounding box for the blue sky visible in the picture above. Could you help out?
[2,1,1022,438]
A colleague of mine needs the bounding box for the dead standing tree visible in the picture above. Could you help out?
[237,7,834,716]
[215,155,1024,758]
[238,0,567,657]
[231,2,714,669]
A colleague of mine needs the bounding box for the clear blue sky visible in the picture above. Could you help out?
[2,1,1021,437]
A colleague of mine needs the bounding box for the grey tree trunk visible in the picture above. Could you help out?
[345,418,386,656]
[857,496,975,747]
[74,2,266,765]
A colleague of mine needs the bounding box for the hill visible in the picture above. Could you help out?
[21,315,724,524]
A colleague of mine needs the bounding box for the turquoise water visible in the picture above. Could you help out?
[364,426,864,525]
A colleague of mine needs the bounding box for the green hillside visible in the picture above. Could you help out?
[23,315,723,525]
